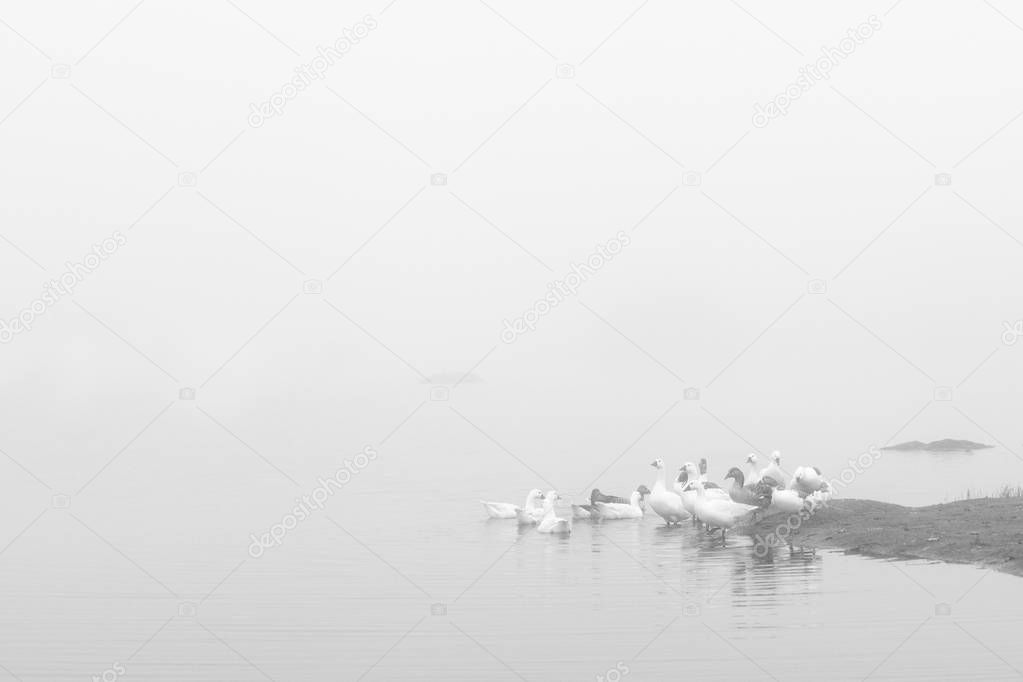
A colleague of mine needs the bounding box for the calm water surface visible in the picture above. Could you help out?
[3,406,1022,681]
[3,469,1022,681]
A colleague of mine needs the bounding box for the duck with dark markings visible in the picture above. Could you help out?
[574,486,651,519]
[723,467,773,509]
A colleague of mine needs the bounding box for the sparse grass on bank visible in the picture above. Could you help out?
[955,485,1023,501]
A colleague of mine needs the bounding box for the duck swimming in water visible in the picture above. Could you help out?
[537,491,572,534]
[480,489,545,519]
[572,487,637,519]
[594,489,645,520]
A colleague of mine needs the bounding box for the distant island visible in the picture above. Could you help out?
[882,438,994,452]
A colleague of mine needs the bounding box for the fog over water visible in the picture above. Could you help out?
[2,0,1023,679]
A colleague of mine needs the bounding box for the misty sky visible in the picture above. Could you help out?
[2,0,1023,508]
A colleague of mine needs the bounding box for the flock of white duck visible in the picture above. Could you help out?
[480,451,832,540]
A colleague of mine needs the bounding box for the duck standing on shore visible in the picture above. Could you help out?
[723,467,772,509]
[761,451,786,487]
[760,475,806,515]
[790,466,830,497]
[745,453,764,484]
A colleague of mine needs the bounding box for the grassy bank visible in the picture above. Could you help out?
[756,497,1023,577]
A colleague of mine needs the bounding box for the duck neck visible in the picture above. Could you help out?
[542,496,556,516]
[687,466,699,484]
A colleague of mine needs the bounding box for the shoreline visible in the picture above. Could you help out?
[752,497,1023,578]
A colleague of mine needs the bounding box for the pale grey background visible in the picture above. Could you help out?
[2,1,1023,680]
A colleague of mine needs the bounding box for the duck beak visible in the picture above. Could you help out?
[649,460,657,467]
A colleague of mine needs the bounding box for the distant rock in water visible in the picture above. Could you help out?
[883,438,994,452]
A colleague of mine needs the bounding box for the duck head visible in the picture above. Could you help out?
[724,466,744,484]
[650,458,665,469]
[636,484,651,497]
[770,450,782,465]
[676,464,699,491]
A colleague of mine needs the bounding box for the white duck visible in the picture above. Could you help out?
[516,501,547,525]
[595,490,644,520]
[789,466,830,497]
[677,462,730,518]
[692,480,758,542]
[759,474,805,515]
[759,451,787,488]
[804,487,834,511]
[648,459,690,526]
[571,503,598,520]
[480,489,545,519]
[536,491,572,534]
[745,452,765,484]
